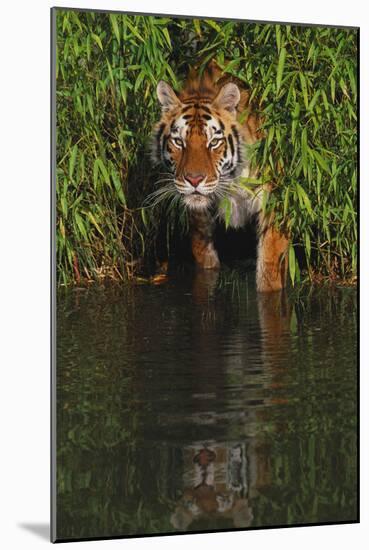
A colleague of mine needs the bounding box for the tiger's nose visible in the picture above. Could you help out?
[184,173,205,188]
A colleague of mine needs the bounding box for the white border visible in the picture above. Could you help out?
[0,1,366,548]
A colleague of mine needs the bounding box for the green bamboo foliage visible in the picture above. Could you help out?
[55,10,357,285]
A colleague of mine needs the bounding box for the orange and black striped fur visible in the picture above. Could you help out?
[151,62,288,292]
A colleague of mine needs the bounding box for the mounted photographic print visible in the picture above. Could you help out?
[51,7,359,543]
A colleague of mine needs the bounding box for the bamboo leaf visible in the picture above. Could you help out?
[275,25,281,53]
[141,208,148,227]
[111,169,126,205]
[96,159,110,184]
[161,27,171,47]
[289,244,296,286]
[299,72,309,109]
[205,20,222,33]
[93,159,99,188]
[219,197,232,229]
[276,46,287,94]
[134,70,146,92]
[308,90,320,112]
[74,212,88,240]
[87,211,104,236]
[193,19,202,37]
[126,20,145,42]
[312,150,331,174]
[330,77,336,102]
[305,231,311,259]
[91,33,103,51]
[283,187,290,218]
[68,144,78,179]
[109,14,120,44]
[291,102,300,144]
[301,128,308,176]
[296,183,314,217]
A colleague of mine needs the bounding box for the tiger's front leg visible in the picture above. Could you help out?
[256,221,289,293]
[190,210,220,270]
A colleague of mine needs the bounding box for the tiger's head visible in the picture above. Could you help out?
[151,76,244,211]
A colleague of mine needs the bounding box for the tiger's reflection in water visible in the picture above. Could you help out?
[170,443,253,530]
[168,268,291,531]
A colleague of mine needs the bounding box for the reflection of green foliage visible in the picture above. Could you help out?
[252,430,357,527]
[55,9,357,286]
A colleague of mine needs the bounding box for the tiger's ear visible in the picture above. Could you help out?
[213,82,240,114]
[156,81,181,111]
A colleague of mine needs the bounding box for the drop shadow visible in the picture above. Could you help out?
[18,523,49,541]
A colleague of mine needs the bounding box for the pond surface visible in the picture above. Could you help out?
[56,267,357,541]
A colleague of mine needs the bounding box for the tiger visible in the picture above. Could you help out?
[170,443,253,531]
[151,61,289,292]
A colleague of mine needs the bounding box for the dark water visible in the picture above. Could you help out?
[56,267,357,541]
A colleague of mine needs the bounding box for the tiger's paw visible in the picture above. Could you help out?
[256,279,284,293]
[256,268,285,293]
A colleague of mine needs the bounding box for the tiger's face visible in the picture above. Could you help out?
[152,81,243,211]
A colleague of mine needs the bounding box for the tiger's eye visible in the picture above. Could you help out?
[173,138,183,147]
[209,137,221,147]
